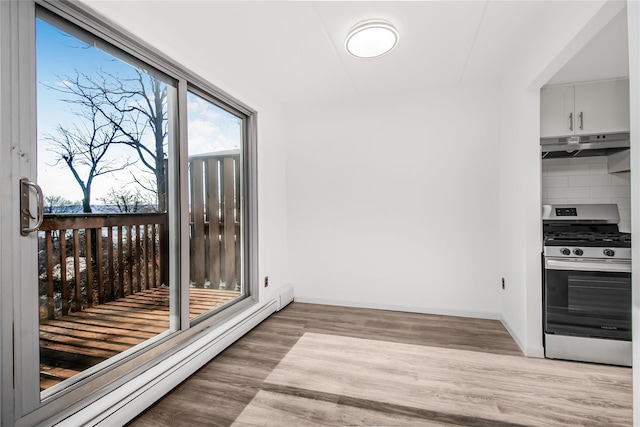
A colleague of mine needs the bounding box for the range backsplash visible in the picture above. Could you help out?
[542,156,631,232]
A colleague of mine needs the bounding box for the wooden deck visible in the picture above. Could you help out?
[40,287,241,390]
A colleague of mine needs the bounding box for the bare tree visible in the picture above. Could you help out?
[51,70,168,211]
[43,195,77,244]
[44,195,76,214]
[46,101,133,213]
[99,188,156,213]
[106,71,167,211]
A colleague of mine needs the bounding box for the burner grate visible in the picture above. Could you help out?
[544,231,631,247]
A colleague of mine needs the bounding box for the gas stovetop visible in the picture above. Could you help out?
[542,204,632,249]
[544,231,631,248]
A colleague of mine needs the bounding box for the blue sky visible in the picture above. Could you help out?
[36,17,241,206]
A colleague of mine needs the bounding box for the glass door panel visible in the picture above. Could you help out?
[35,13,177,395]
[187,91,245,320]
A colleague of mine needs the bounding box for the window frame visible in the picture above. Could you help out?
[185,85,254,326]
[8,0,259,423]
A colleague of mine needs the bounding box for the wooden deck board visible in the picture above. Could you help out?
[39,321,156,340]
[40,287,240,391]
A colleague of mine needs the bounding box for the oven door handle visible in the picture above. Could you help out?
[545,258,631,273]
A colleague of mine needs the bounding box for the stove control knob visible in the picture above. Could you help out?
[573,248,583,256]
[603,249,616,257]
[560,248,571,256]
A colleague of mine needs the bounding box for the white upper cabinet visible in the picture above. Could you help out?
[574,80,630,135]
[541,85,575,138]
[540,79,629,138]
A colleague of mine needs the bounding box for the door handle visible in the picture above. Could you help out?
[569,112,573,131]
[545,258,631,273]
[20,178,44,235]
[579,111,584,130]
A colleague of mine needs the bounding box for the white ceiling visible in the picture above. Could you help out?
[83,1,629,107]
[546,7,629,86]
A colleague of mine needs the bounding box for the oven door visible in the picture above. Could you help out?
[544,257,631,341]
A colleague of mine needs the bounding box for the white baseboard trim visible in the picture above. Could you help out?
[524,345,545,358]
[276,283,294,310]
[500,315,526,355]
[56,299,278,427]
[499,315,544,358]
[293,296,500,320]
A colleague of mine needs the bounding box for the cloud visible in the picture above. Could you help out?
[188,118,239,156]
[186,92,241,156]
[55,79,73,88]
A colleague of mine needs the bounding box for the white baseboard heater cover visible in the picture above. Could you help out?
[277,283,294,310]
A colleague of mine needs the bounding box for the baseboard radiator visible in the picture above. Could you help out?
[277,283,294,310]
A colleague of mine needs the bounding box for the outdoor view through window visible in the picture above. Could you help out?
[36,15,243,394]
[186,92,244,320]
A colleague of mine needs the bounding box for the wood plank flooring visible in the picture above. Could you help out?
[40,287,240,390]
[129,303,632,426]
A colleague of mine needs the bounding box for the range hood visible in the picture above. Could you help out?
[541,132,630,158]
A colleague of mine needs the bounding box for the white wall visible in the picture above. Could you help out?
[497,80,542,356]
[256,110,291,302]
[286,84,502,318]
[541,156,631,232]
[497,0,624,357]
[626,0,639,424]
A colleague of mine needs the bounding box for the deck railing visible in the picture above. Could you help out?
[38,213,167,320]
[188,153,241,290]
[38,152,242,320]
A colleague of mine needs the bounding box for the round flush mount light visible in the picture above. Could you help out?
[345,20,399,58]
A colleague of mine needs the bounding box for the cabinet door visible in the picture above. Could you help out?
[540,85,575,138]
[574,79,630,135]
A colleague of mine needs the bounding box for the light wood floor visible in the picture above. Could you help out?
[129,303,632,427]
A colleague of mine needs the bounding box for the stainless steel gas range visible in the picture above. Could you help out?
[542,204,631,366]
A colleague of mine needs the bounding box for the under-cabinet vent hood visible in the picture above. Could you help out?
[541,133,630,158]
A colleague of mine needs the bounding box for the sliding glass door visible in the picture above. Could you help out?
[187,90,246,321]
[1,1,256,423]
[35,11,179,396]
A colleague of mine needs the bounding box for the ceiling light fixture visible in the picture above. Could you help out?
[345,20,399,59]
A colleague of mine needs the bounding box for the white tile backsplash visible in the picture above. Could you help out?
[620,209,632,222]
[542,176,569,188]
[566,197,611,204]
[543,158,570,166]
[548,186,589,198]
[612,197,631,210]
[611,173,631,186]
[589,163,609,175]
[543,164,589,176]
[568,174,611,187]
[589,186,630,198]
[541,156,631,232]
[568,156,607,165]
[542,198,568,205]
